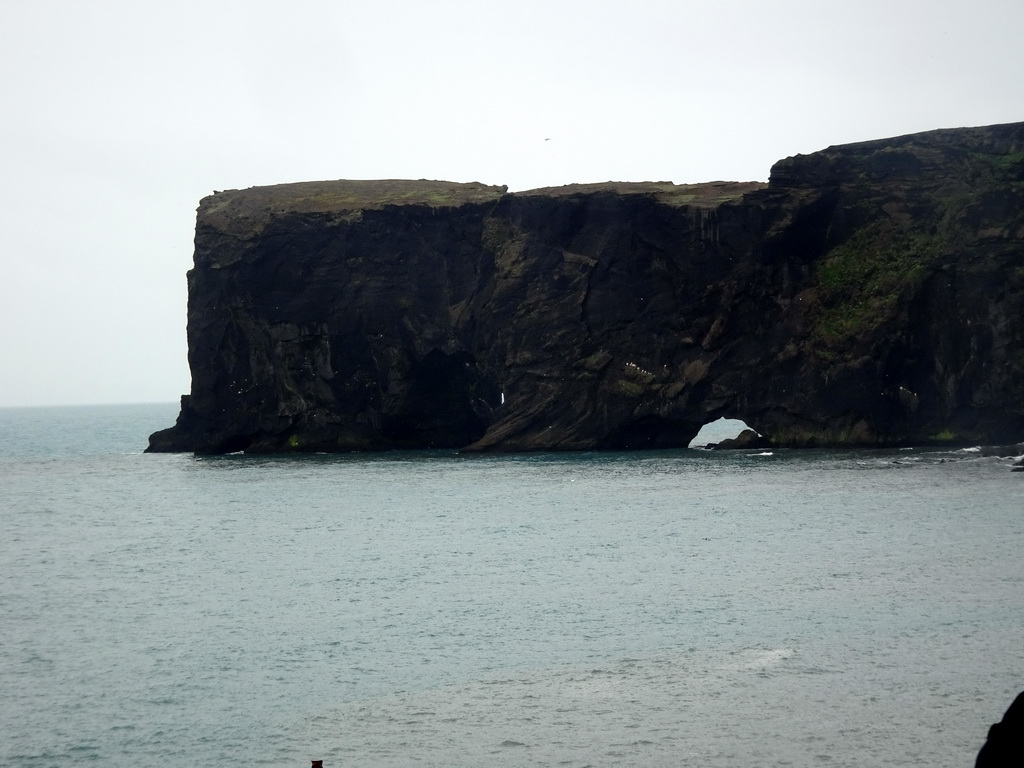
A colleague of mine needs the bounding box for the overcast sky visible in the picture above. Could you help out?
[2,0,1022,407]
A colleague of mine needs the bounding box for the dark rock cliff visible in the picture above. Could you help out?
[148,123,1024,454]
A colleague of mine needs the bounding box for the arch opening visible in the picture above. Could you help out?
[688,417,760,448]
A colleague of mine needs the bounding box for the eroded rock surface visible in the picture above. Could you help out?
[148,123,1024,454]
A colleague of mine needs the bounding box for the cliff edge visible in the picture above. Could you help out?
[148,122,1024,454]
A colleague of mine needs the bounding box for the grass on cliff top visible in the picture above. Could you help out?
[516,180,766,207]
[212,179,507,210]
[200,179,767,236]
[200,179,509,234]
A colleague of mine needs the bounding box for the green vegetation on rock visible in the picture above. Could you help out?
[810,224,941,352]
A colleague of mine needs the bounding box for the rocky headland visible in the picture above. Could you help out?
[148,122,1024,454]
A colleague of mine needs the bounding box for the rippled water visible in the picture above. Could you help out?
[1,404,1022,767]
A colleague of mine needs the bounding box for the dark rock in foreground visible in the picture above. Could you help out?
[976,691,1024,766]
[148,123,1024,454]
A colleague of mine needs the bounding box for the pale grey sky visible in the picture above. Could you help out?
[2,0,1022,407]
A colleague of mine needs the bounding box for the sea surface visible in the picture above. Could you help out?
[1,403,1022,767]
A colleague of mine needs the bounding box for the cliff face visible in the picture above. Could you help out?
[148,123,1024,454]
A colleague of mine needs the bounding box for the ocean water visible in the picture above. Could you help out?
[1,403,1022,767]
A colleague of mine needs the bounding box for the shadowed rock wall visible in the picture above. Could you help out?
[148,123,1024,454]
